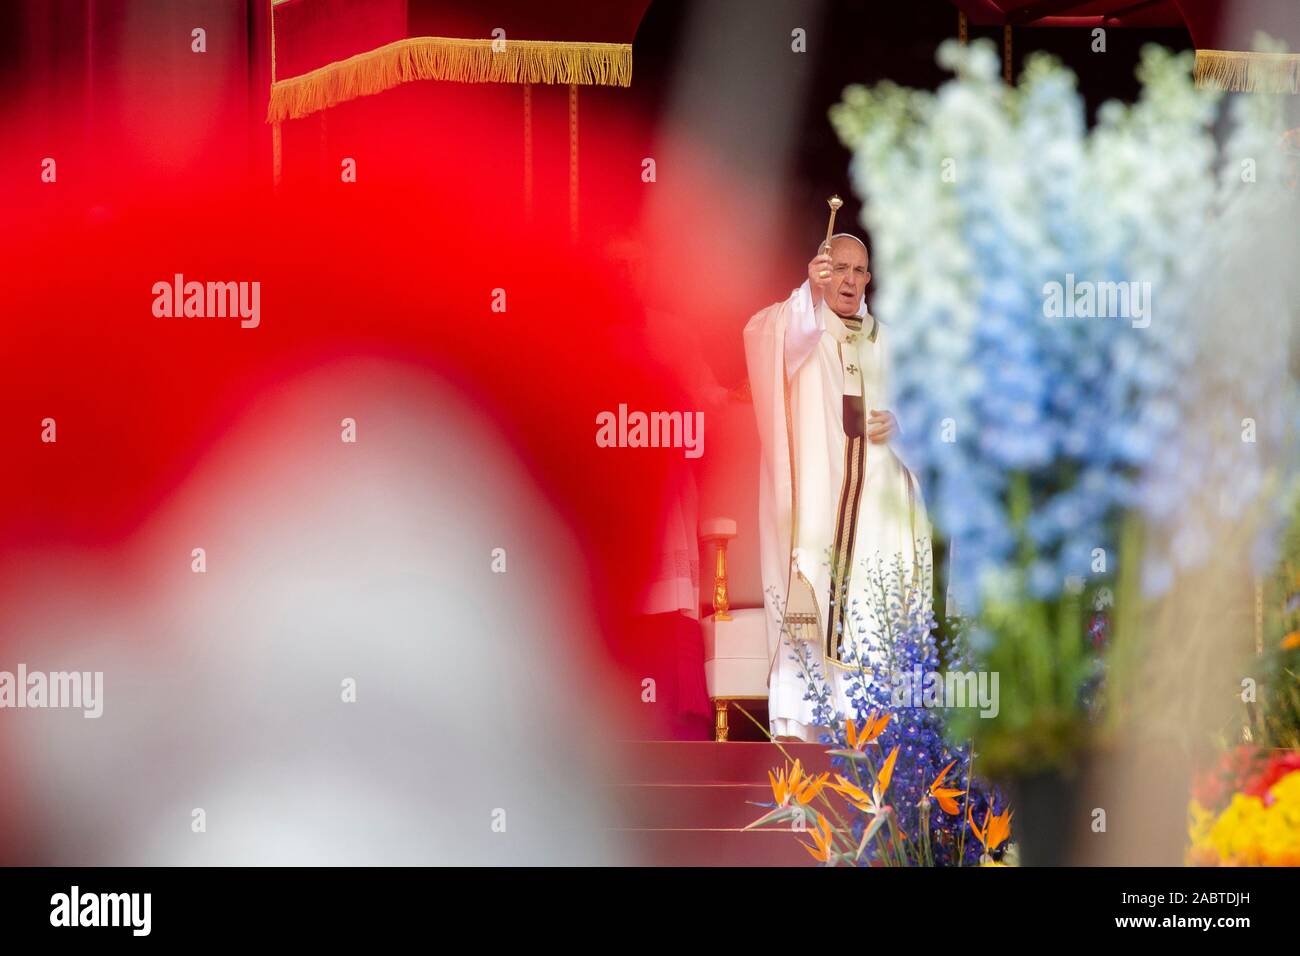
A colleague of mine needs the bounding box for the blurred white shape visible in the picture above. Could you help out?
[5,358,627,865]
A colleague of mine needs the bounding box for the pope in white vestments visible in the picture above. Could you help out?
[744,234,932,742]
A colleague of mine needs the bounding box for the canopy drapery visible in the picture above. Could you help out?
[267,0,650,123]
[949,0,1299,93]
[266,0,651,231]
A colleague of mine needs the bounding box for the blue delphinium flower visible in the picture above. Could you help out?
[789,552,1000,865]
[830,40,1299,614]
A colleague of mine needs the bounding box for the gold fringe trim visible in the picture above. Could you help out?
[268,36,632,122]
[1194,49,1299,94]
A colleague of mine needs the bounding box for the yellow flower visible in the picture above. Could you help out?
[1187,799,1215,843]
[1188,769,1300,866]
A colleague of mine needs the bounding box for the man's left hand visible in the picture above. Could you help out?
[866,409,896,444]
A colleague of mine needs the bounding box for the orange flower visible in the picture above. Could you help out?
[826,746,899,824]
[826,753,899,862]
[800,814,837,864]
[798,772,831,805]
[1281,631,1300,651]
[829,774,872,812]
[768,759,830,808]
[927,759,965,815]
[875,745,899,803]
[768,767,790,806]
[968,805,1013,855]
[846,711,892,750]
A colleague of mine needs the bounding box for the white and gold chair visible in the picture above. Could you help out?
[697,390,769,741]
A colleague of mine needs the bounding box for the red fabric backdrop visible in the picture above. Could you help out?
[273,0,408,80]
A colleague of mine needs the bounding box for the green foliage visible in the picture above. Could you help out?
[945,474,1098,778]
[1255,482,1300,749]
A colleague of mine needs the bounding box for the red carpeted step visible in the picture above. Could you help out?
[614,740,835,785]
[615,826,818,866]
[609,782,779,830]
[605,740,837,864]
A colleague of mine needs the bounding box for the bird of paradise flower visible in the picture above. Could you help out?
[968,805,1014,866]
[746,733,910,865]
[743,709,1009,866]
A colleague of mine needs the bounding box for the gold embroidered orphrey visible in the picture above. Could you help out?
[778,306,924,672]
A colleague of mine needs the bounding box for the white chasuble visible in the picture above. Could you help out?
[743,281,932,742]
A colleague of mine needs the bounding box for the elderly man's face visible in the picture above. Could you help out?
[827,237,869,318]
